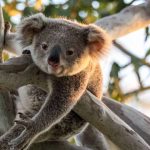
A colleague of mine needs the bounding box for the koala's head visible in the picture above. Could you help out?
[17,13,111,77]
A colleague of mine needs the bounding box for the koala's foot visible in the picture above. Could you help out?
[0,139,11,150]
[9,133,29,150]
[15,112,33,128]
[0,124,25,150]
[9,112,36,150]
[9,128,33,150]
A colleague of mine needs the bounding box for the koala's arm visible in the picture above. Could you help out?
[0,124,24,149]
[9,73,89,149]
[33,76,88,131]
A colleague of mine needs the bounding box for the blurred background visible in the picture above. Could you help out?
[1,0,150,116]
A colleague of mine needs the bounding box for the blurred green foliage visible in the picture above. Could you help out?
[2,0,132,24]
[1,0,150,101]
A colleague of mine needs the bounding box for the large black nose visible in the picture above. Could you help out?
[48,45,61,66]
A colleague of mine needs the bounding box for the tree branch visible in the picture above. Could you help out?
[76,125,110,150]
[102,97,150,145]
[0,90,15,135]
[113,41,150,68]
[124,86,150,98]
[74,92,150,150]
[0,4,16,138]
[96,2,150,39]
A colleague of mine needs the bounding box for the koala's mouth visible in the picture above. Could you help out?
[51,64,59,69]
[48,65,64,76]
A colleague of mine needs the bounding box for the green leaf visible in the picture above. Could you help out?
[145,27,150,42]
[145,48,150,58]
[110,62,121,78]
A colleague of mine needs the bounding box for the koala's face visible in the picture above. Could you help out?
[31,24,92,76]
[17,14,111,77]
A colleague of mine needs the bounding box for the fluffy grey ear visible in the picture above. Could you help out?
[85,24,111,58]
[16,13,46,48]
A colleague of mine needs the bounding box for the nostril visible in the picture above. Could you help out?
[48,45,61,67]
[49,56,57,62]
[48,55,59,66]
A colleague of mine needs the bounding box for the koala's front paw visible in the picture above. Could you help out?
[15,112,33,129]
[9,130,31,150]
[9,112,36,150]
[0,139,11,150]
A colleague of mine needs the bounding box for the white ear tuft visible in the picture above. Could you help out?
[85,24,112,58]
[16,13,47,48]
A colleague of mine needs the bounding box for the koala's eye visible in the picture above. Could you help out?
[41,43,48,50]
[66,49,74,56]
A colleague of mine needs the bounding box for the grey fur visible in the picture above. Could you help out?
[0,13,111,150]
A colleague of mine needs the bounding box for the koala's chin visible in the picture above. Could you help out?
[47,65,64,77]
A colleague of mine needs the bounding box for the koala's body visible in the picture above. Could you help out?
[0,13,111,149]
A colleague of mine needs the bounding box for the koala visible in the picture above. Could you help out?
[0,13,111,150]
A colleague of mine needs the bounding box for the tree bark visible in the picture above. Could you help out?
[0,3,16,138]
[0,90,15,135]
[102,97,150,145]
[96,2,150,39]
[76,125,110,150]
[74,91,150,150]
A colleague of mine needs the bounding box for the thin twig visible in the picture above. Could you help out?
[113,41,150,68]
[124,86,150,98]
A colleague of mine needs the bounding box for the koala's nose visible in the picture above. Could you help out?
[47,45,61,67]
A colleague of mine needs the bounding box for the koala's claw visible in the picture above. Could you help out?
[0,140,10,150]
[18,112,30,120]
[9,131,31,150]
[10,115,35,150]
[15,112,32,128]
[14,120,29,128]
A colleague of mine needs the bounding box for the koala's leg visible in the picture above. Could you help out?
[0,86,87,150]
[0,85,86,148]
[0,111,33,150]
[35,111,88,142]
[0,111,87,148]
[9,73,91,150]
[0,124,24,149]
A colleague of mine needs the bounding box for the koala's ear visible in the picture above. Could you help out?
[17,13,46,48]
[84,24,111,58]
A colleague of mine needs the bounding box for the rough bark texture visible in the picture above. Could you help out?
[0,90,15,135]
[96,2,150,39]
[76,125,110,150]
[0,3,15,138]
[74,92,150,150]
[102,97,150,145]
